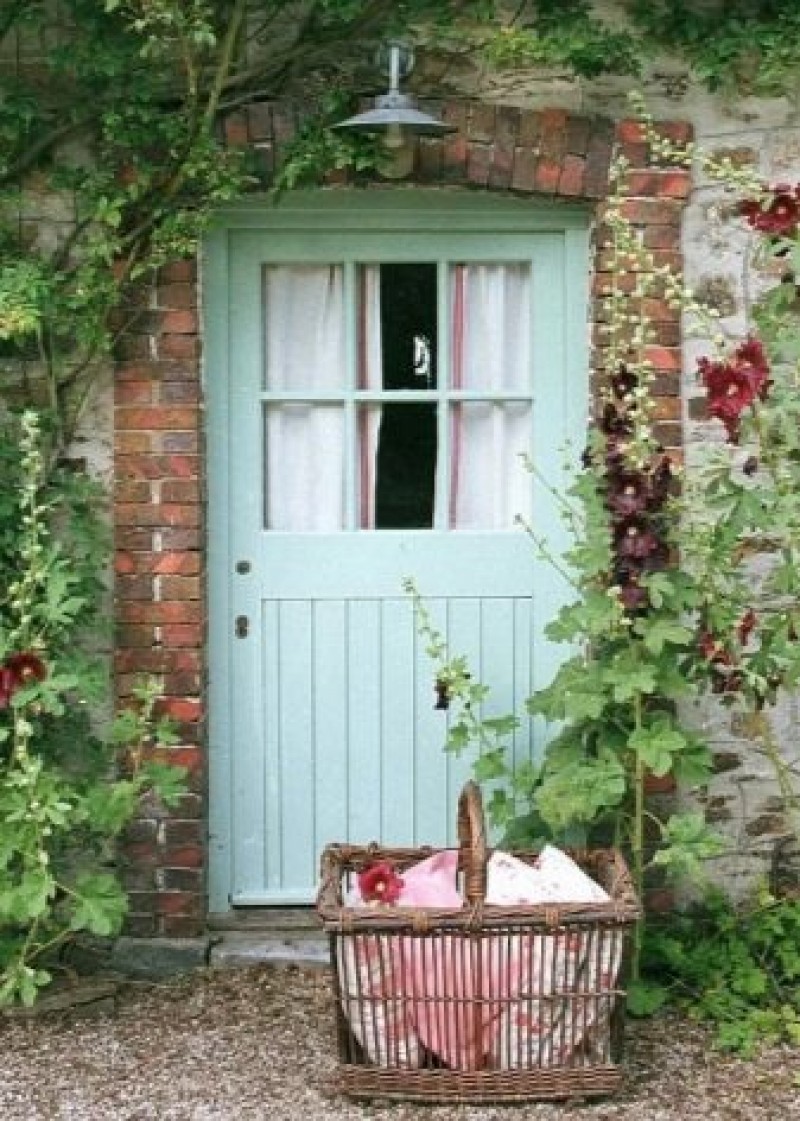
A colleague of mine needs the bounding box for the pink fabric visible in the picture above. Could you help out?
[396,850,461,908]
[399,932,522,1070]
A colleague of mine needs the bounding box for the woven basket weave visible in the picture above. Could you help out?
[316,781,641,1104]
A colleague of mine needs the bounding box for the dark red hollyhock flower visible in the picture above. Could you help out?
[6,652,47,687]
[615,517,661,560]
[610,363,638,400]
[600,402,634,438]
[434,677,451,711]
[0,667,14,710]
[711,668,744,695]
[607,472,650,518]
[737,609,757,646]
[740,184,800,237]
[604,437,631,473]
[699,631,730,663]
[651,456,676,504]
[618,578,649,613]
[358,861,404,905]
[735,338,770,401]
[639,539,671,573]
[698,337,770,443]
[698,632,743,694]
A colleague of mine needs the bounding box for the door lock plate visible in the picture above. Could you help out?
[235,615,249,638]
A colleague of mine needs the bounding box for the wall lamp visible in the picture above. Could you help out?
[333,42,455,178]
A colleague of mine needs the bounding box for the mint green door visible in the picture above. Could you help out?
[206,192,589,909]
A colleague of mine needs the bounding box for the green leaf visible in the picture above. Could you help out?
[627,979,669,1017]
[82,781,138,834]
[139,761,187,807]
[535,748,626,829]
[629,718,688,777]
[603,651,658,702]
[635,617,695,656]
[652,814,726,881]
[68,872,128,936]
[473,749,508,782]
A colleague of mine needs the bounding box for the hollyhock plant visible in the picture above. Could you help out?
[358,860,404,905]
[739,184,800,238]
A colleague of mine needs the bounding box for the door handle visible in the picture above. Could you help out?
[235,615,249,639]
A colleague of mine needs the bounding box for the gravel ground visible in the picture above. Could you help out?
[1,965,798,1120]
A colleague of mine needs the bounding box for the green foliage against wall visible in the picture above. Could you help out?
[486,1,800,97]
[0,412,185,1005]
[0,0,493,456]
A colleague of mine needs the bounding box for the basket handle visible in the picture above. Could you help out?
[457,780,487,906]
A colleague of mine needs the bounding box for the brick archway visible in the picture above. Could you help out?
[113,101,690,938]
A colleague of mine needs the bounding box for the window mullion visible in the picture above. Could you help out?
[434,259,450,531]
[344,260,357,531]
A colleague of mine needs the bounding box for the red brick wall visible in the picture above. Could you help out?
[114,258,206,937]
[114,102,690,936]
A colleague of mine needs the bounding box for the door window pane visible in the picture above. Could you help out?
[358,264,438,529]
[448,264,532,529]
[359,403,437,529]
[449,402,532,529]
[264,404,345,531]
[264,265,346,391]
[378,263,437,390]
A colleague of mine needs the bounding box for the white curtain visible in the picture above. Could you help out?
[358,266,382,529]
[264,266,346,531]
[449,264,532,530]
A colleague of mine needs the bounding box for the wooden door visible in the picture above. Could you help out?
[206,192,589,909]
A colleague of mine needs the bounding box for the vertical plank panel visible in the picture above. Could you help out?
[478,597,517,840]
[413,596,451,846]
[531,236,572,760]
[277,600,316,892]
[347,599,383,843]
[513,596,534,770]
[445,598,483,844]
[313,600,349,857]
[261,598,282,893]
[380,598,416,846]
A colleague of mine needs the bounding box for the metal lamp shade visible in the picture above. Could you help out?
[333,92,456,139]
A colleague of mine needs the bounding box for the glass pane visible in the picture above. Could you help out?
[264,404,345,531]
[263,265,346,391]
[359,263,438,391]
[450,263,531,391]
[449,402,531,530]
[359,404,437,529]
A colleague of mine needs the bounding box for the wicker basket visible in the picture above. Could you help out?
[316,781,641,1104]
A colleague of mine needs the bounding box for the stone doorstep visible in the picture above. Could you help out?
[109,930,329,978]
[208,930,329,970]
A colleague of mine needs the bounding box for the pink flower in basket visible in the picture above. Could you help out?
[357,860,404,905]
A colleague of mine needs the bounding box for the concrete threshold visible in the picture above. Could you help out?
[208,930,329,970]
